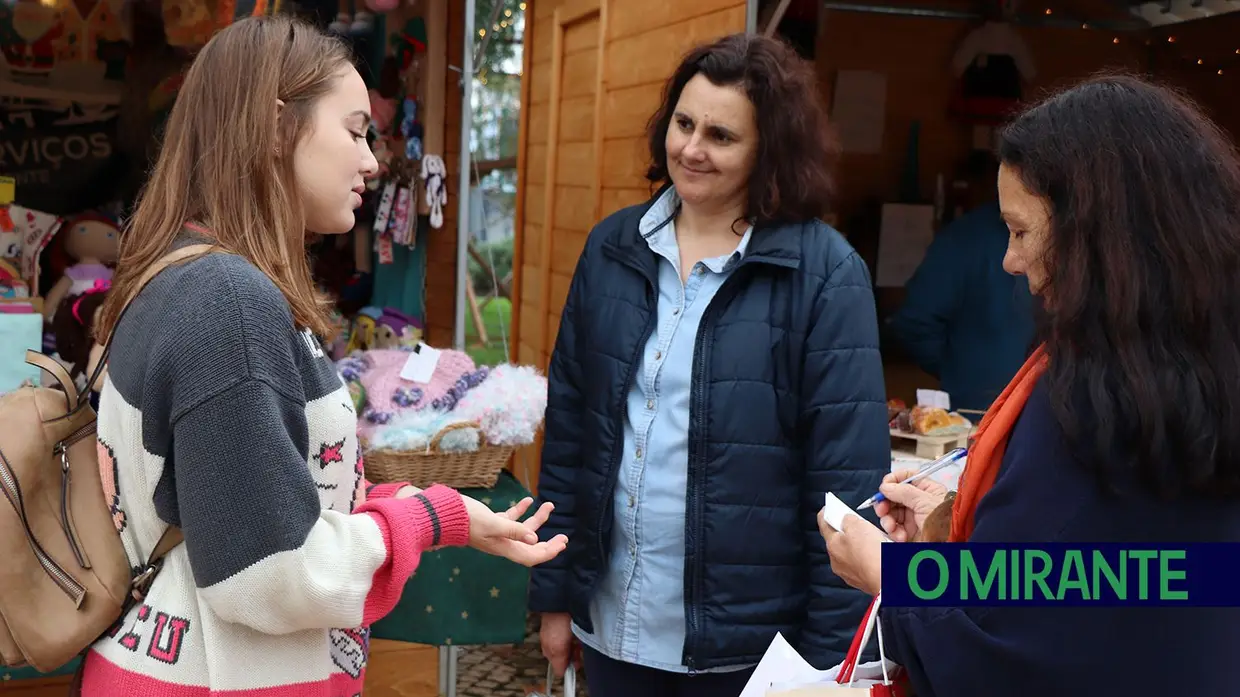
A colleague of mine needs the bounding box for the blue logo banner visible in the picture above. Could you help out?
[880,543,1240,607]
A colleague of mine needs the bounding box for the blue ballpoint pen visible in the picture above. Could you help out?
[856,447,968,510]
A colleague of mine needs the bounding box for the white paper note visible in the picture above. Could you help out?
[915,388,951,410]
[399,343,441,383]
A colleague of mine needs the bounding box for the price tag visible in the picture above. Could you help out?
[399,342,441,383]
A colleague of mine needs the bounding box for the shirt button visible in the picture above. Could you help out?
[646,399,654,410]
[655,351,662,360]
[635,448,643,459]
[695,267,704,275]
[673,308,680,315]
[628,496,635,508]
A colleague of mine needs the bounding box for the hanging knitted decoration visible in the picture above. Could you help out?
[421,155,448,229]
[400,97,423,161]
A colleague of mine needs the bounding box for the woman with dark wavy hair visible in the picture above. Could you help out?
[528,33,891,695]
[822,74,1240,696]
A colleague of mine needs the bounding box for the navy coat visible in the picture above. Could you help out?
[529,192,891,670]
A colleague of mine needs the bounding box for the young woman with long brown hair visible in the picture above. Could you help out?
[82,16,566,696]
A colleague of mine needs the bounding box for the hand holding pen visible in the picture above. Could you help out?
[857,448,966,510]
[858,448,965,543]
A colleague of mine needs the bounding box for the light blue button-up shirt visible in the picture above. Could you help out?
[571,188,753,673]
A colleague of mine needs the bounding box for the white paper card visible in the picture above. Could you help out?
[399,343,441,383]
[822,493,891,541]
[739,632,826,697]
[915,388,951,410]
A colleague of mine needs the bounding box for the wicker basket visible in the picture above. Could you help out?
[363,421,515,489]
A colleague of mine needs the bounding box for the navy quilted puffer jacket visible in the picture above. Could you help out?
[528,192,890,671]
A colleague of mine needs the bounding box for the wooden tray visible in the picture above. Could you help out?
[890,428,971,459]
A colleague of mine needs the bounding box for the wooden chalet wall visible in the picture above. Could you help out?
[422,0,464,345]
[508,0,748,489]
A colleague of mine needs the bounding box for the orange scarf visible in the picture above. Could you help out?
[949,344,1049,542]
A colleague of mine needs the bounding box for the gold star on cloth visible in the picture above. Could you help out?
[426,605,434,613]
[490,587,500,598]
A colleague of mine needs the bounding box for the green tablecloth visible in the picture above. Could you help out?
[370,471,533,646]
[4,472,531,682]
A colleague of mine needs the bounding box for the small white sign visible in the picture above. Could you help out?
[916,388,951,410]
[399,343,442,384]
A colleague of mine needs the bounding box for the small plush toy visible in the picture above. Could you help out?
[43,212,119,321]
[373,307,422,349]
[420,155,448,229]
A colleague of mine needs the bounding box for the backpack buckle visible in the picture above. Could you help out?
[130,559,164,601]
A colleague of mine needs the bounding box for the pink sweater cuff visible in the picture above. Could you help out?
[355,484,470,625]
[365,481,407,500]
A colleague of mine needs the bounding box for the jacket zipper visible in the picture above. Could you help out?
[0,447,87,607]
[682,263,755,671]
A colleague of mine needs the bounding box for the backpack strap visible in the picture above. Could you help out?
[78,243,219,406]
[129,526,185,602]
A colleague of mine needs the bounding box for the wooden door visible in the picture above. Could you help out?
[510,0,749,490]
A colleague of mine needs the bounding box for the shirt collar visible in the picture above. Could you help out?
[638,187,752,272]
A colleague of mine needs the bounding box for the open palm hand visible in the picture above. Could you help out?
[464,495,568,567]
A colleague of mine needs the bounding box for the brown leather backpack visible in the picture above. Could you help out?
[0,244,214,674]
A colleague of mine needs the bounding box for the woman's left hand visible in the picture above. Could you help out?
[820,512,885,596]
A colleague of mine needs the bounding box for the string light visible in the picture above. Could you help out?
[1093,26,1233,77]
[1044,8,1052,14]
[518,2,526,9]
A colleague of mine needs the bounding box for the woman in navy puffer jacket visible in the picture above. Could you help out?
[529,33,890,697]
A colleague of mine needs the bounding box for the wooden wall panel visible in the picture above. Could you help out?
[509,0,747,491]
[421,0,465,346]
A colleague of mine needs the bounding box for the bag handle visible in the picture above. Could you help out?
[543,663,576,697]
[837,594,892,686]
[25,349,80,412]
[74,243,219,409]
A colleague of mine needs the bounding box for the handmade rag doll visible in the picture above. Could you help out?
[43,212,119,321]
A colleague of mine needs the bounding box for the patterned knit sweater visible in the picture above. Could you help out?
[81,248,471,696]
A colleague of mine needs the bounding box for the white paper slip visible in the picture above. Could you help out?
[915,388,951,410]
[738,632,827,697]
[822,493,891,541]
[399,343,442,383]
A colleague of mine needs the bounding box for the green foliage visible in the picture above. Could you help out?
[469,237,514,295]
[473,0,522,76]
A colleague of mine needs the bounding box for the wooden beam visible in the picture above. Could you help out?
[591,0,609,221]
[509,0,535,366]
[470,156,518,182]
[418,0,448,217]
